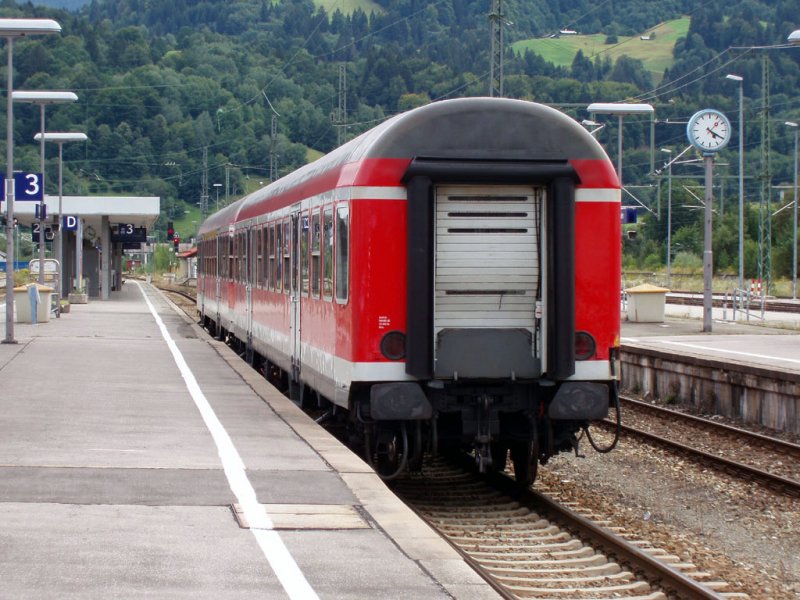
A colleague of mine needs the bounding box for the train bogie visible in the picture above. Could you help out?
[197,98,621,485]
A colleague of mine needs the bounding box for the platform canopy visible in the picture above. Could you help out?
[10,195,160,239]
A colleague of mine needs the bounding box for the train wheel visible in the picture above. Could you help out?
[511,437,539,487]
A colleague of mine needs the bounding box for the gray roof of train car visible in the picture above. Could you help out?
[199,97,610,235]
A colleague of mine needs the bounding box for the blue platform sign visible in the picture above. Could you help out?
[621,207,638,224]
[14,172,43,201]
[0,173,44,201]
[63,215,79,231]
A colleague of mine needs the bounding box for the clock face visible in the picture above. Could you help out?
[687,110,731,153]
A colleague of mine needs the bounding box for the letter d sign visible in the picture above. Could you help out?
[63,215,79,231]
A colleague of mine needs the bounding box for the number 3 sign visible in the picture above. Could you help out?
[0,173,43,201]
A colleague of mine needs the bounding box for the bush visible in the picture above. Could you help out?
[13,269,29,287]
[605,35,618,44]
[672,251,702,272]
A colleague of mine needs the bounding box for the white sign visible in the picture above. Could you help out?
[29,258,59,274]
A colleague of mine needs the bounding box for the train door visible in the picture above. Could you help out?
[432,184,543,379]
[289,212,301,387]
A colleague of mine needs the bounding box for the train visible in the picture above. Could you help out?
[196,97,621,485]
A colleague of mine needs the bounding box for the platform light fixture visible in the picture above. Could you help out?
[660,148,674,287]
[580,119,605,137]
[213,182,222,211]
[1,18,62,344]
[34,132,88,300]
[724,74,746,290]
[586,103,655,188]
[14,90,78,285]
[786,121,799,299]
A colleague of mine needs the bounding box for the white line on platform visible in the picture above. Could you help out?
[134,281,319,600]
[660,339,800,366]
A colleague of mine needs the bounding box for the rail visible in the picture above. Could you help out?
[600,397,800,497]
[394,455,728,599]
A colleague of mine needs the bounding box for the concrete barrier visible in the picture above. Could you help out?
[621,344,800,435]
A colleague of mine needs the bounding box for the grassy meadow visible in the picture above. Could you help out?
[512,17,690,83]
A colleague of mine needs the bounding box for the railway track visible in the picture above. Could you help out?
[393,456,743,599]
[666,292,800,314]
[158,282,759,598]
[605,396,800,496]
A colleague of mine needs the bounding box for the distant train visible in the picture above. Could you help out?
[197,97,621,484]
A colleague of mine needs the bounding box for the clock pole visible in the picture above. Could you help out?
[703,154,714,332]
[687,109,730,333]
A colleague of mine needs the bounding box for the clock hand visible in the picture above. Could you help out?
[706,127,723,140]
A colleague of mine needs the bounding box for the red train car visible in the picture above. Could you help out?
[197,97,620,484]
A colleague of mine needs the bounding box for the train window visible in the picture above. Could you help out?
[323,207,334,300]
[283,219,291,294]
[236,233,241,282]
[262,227,268,288]
[274,223,282,292]
[248,229,254,285]
[233,234,238,282]
[267,225,273,290]
[217,238,223,278]
[291,215,299,292]
[301,212,310,296]
[236,233,242,282]
[311,210,321,298]
[255,228,261,287]
[241,232,247,283]
[242,232,247,284]
[228,235,233,281]
[336,204,349,303]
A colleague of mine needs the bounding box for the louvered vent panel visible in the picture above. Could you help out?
[434,185,541,335]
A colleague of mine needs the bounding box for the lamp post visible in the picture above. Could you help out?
[34,132,87,300]
[1,18,62,344]
[586,103,654,188]
[786,121,799,299]
[725,74,745,290]
[13,90,78,284]
[729,30,800,294]
[661,148,673,286]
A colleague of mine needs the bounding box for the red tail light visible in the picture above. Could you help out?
[575,331,596,360]
[380,331,406,360]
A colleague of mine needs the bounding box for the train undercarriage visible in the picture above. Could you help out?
[202,315,617,487]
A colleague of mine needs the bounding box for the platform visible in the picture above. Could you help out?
[622,301,800,373]
[0,282,498,599]
[621,304,800,435]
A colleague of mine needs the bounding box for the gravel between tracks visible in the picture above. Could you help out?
[540,421,800,599]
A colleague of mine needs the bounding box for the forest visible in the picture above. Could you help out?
[2,0,800,283]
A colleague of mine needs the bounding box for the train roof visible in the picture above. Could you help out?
[199,97,612,236]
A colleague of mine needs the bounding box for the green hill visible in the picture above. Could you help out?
[313,0,384,14]
[512,17,690,83]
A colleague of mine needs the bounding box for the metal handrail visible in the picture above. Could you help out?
[729,287,765,321]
